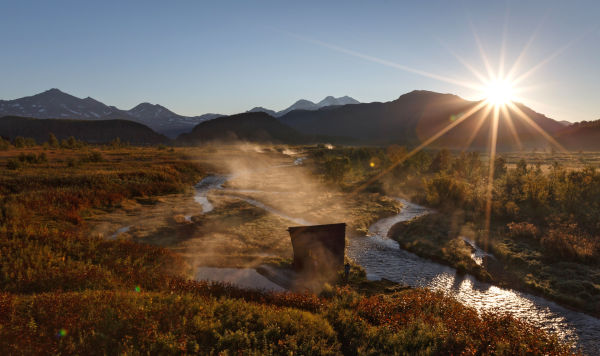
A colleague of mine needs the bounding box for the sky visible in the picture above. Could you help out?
[1,0,599,122]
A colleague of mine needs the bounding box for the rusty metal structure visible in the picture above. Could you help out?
[288,223,346,275]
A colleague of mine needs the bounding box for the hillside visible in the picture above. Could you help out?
[279,90,565,150]
[555,119,600,150]
[178,112,307,144]
[0,88,131,120]
[0,89,221,138]
[0,116,169,145]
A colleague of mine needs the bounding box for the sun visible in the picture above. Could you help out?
[483,79,515,106]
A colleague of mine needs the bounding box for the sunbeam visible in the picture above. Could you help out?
[484,105,500,244]
[500,104,523,151]
[289,17,586,241]
[351,100,488,195]
[507,101,569,153]
[462,104,494,151]
[290,33,485,92]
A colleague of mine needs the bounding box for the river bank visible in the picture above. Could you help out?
[388,211,600,320]
[81,146,596,354]
[346,199,600,354]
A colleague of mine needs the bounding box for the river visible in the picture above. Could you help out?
[346,199,600,354]
[189,169,600,354]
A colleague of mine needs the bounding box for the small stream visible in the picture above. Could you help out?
[133,158,600,354]
[347,199,600,354]
[191,173,600,353]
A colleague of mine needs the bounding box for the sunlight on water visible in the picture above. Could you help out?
[192,165,600,354]
[347,199,600,354]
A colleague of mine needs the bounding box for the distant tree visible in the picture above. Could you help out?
[516,159,528,176]
[13,136,25,148]
[24,137,36,147]
[110,137,123,148]
[494,156,507,178]
[48,133,59,148]
[429,149,451,173]
[0,137,10,150]
[67,136,77,148]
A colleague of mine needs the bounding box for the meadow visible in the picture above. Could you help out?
[309,145,599,316]
[0,140,575,354]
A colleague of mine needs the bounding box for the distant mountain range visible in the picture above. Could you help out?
[278,90,566,150]
[0,89,219,138]
[248,95,360,117]
[0,89,359,138]
[1,88,598,151]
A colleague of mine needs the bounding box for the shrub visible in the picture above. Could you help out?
[429,149,451,172]
[37,152,48,163]
[13,136,26,148]
[541,224,598,262]
[507,221,539,240]
[16,153,47,164]
[48,133,59,148]
[66,157,77,168]
[424,174,468,208]
[82,151,103,163]
[6,159,20,170]
[24,137,37,147]
[0,137,11,150]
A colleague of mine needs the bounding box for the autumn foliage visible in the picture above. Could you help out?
[0,147,575,354]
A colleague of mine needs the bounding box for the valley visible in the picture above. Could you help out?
[0,143,586,354]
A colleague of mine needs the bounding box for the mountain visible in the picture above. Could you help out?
[128,102,179,120]
[277,99,320,117]
[317,95,360,107]
[247,106,277,116]
[249,96,360,117]
[0,89,222,138]
[177,112,306,144]
[555,119,600,150]
[558,120,571,126]
[0,89,131,120]
[0,116,168,145]
[126,103,223,138]
[279,90,565,150]
[2,89,583,150]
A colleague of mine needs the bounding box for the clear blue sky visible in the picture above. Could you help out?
[1,0,598,121]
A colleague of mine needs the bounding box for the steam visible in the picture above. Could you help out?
[182,143,357,277]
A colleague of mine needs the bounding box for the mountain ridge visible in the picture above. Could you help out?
[3,88,598,150]
[278,90,566,150]
[0,89,359,137]
[248,95,360,117]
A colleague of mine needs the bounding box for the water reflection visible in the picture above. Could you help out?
[347,199,600,354]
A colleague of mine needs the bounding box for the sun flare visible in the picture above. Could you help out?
[483,79,515,106]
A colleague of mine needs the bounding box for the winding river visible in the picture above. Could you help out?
[346,199,600,354]
[190,170,600,354]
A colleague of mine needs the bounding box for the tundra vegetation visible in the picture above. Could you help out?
[310,145,599,316]
[0,140,574,354]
